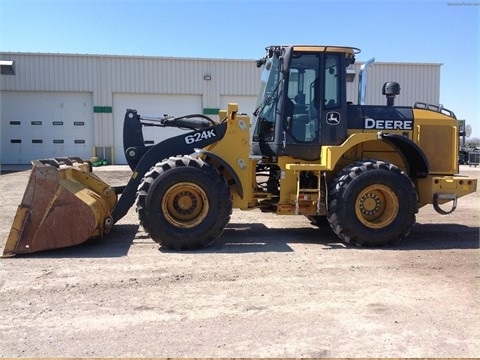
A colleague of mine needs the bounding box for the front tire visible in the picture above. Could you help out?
[136,155,232,250]
[306,215,329,227]
[327,160,418,247]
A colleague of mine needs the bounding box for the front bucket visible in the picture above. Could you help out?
[3,157,117,256]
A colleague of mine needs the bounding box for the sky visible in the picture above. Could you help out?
[1,0,479,138]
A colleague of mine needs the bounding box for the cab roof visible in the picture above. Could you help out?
[267,45,361,55]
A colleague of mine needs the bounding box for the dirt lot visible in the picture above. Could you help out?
[0,165,478,358]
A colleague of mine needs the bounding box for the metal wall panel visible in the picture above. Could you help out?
[0,53,441,105]
[0,53,261,105]
[0,52,441,164]
[0,54,96,92]
[347,62,441,107]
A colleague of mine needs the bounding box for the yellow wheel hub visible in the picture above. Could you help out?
[355,184,399,229]
[162,182,209,228]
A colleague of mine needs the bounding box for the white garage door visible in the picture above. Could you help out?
[113,94,203,164]
[1,92,94,164]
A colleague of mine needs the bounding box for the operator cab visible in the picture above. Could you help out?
[252,45,358,160]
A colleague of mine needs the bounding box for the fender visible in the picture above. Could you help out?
[381,133,429,178]
[298,132,430,178]
[194,149,244,199]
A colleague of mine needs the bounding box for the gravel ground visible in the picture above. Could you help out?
[0,165,478,358]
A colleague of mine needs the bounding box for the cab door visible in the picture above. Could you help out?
[282,52,348,160]
[282,52,321,160]
[319,53,348,146]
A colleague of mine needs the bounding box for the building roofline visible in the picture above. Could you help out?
[0,51,443,66]
[357,60,443,66]
[0,51,255,62]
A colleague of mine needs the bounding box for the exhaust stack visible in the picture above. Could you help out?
[358,57,375,105]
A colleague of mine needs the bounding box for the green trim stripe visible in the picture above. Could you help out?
[203,108,219,115]
[94,106,113,113]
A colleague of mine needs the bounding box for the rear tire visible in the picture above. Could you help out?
[327,160,418,247]
[136,155,232,250]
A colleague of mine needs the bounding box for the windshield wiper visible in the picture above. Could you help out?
[253,79,283,117]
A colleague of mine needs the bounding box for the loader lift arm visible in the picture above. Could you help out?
[111,109,227,223]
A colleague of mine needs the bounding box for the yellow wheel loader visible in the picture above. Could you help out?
[3,45,477,255]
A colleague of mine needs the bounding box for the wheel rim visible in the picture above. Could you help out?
[355,184,399,229]
[161,182,209,228]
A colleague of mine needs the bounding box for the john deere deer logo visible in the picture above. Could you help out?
[326,111,340,125]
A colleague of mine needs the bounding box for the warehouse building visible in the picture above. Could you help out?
[0,52,441,165]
